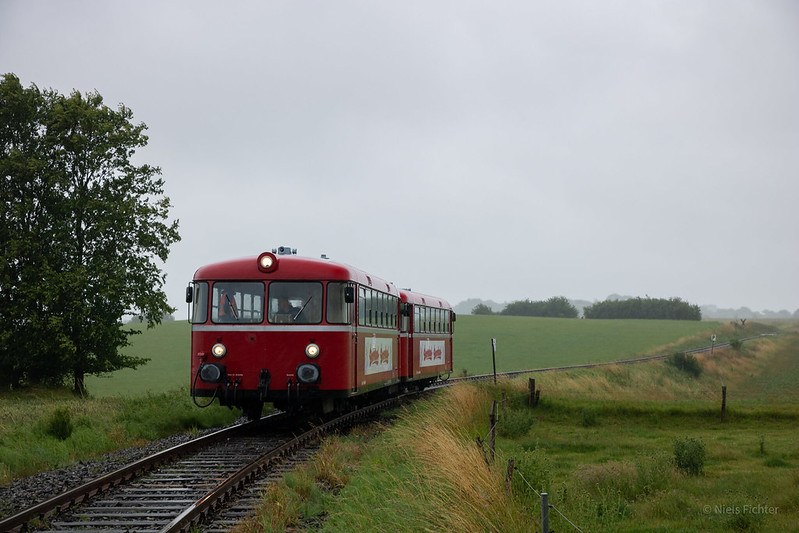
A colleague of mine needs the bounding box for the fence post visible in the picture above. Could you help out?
[541,492,549,533]
[528,378,536,406]
[721,385,727,422]
[505,458,515,492]
[489,400,497,463]
[491,338,497,385]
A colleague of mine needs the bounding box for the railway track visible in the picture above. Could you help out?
[0,397,400,532]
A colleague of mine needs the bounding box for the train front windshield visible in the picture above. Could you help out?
[267,282,322,324]
[190,281,351,325]
[213,282,265,323]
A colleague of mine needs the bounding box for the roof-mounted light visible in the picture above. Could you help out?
[257,252,278,273]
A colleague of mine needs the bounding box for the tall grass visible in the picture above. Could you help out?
[323,384,532,532]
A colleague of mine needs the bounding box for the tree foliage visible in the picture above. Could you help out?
[583,297,701,320]
[471,303,494,315]
[0,73,180,394]
[500,296,578,318]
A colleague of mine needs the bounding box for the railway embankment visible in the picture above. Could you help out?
[239,331,799,532]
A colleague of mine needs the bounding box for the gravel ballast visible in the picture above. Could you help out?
[0,423,239,519]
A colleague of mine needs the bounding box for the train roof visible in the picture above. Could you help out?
[400,289,452,310]
[192,253,400,296]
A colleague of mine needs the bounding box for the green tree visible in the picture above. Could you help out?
[500,297,578,318]
[0,74,64,386]
[583,296,701,320]
[543,296,579,318]
[0,73,180,394]
[471,303,494,315]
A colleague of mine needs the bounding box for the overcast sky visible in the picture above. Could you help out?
[2,1,797,313]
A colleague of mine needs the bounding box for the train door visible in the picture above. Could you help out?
[325,281,357,396]
[399,302,411,380]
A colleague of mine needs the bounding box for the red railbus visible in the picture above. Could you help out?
[187,248,453,419]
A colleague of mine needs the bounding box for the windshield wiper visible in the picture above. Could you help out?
[293,295,313,321]
[224,294,239,320]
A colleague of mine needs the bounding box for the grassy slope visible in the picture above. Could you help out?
[238,328,799,532]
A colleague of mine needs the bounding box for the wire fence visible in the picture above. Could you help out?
[467,335,771,531]
[479,395,585,533]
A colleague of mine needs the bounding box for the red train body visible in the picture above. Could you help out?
[187,248,453,419]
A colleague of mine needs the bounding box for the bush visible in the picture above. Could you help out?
[667,352,703,377]
[673,437,705,476]
[498,408,537,438]
[513,447,553,493]
[729,338,742,350]
[45,407,74,440]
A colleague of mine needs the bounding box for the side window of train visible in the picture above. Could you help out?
[267,282,323,324]
[358,286,367,326]
[390,296,398,328]
[371,290,379,327]
[326,282,352,324]
[190,282,209,324]
[212,282,265,324]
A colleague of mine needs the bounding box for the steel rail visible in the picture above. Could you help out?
[160,395,402,532]
[0,416,278,532]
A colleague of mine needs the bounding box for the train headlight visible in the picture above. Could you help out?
[211,343,227,358]
[257,252,278,273]
[305,343,320,358]
[296,363,320,384]
[199,363,225,383]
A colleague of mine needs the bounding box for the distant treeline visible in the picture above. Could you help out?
[473,296,578,318]
[472,296,701,320]
[459,297,796,319]
[583,297,701,320]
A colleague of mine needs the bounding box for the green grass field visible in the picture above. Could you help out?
[85,321,191,397]
[453,315,727,375]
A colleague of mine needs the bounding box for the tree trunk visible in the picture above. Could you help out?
[73,371,86,397]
